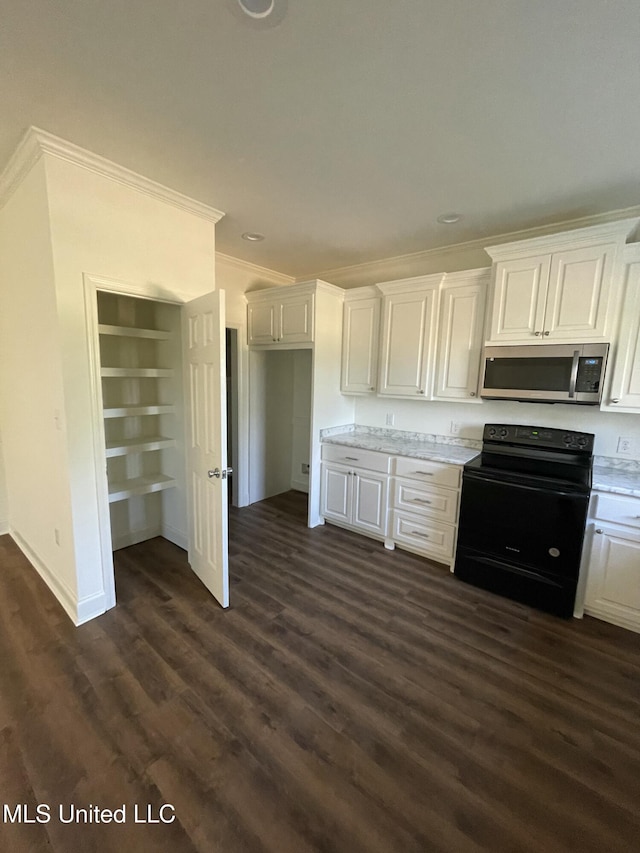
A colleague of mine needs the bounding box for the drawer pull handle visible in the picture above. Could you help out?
[344,456,359,461]
[413,471,433,476]
[595,529,603,534]
[411,530,429,538]
[412,498,432,504]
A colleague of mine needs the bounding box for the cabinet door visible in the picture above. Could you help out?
[341,298,380,393]
[279,294,314,343]
[584,524,640,633]
[352,471,388,536]
[488,255,550,342]
[603,261,640,410]
[433,282,486,401]
[378,289,436,397]
[320,464,352,524]
[544,244,616,340]
[247,301,277,345]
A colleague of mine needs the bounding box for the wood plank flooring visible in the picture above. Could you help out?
[1,490,639,852]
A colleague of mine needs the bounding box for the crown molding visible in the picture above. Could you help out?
[310,205,640,287]
[216,251,294,286]
[0,126,225,223]
[485,217,640,261]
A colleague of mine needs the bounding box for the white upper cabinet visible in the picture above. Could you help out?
[377,276,441,398]
[433,270,489,402]
[485,220,638,345]
[247,283,316,347]
[375,270,488,402]
[340,288,380,394]
[602,249,640,411]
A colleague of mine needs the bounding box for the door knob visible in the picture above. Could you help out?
[209,467,233,479]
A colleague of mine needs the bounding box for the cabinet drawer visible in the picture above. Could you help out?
[592,492,640,529]
[390,511,455,561]
[321,444,391,473]
[394,456,461,488]
[393,478,458,523]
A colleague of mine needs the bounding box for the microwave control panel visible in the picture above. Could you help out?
[575,357,604,392]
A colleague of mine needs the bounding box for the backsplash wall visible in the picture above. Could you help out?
[353,397,640,461]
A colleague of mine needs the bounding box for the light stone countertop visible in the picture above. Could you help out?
[592,466,640,498]
[320,427,640,494]
[320,426,480,466]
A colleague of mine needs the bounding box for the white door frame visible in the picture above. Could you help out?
[83,273,194,611]
[226,322,250,508]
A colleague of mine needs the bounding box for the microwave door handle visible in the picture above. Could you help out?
[568,350,580,398]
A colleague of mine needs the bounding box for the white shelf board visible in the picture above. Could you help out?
[98,324,171,340]
[105,436,176,457]
[103,404,175,418]
[100,367,174,378]
[108,474,175,503]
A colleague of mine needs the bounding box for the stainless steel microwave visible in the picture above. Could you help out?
[480,343,609,404]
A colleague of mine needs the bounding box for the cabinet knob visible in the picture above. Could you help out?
[534,331,542,336]
[369,386,374,391]
[611,398,620,404]
[595,529,603,534]
[544,331,550,336]
[418,389,424,395]
[470,391,476,397]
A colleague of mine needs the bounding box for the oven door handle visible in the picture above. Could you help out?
[568,349,580,398]
[463,470,587,499]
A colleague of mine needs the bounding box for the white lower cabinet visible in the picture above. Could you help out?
[583,491,640,633]
[320,444,462,567]
[320,446,390,539]
[387,460,461,567]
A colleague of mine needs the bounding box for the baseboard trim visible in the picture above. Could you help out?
[112,525,162,551]
[76,590,109,625]
[0,525,9,536]
[290,478,309,494]
[161,523,187,551]
[10,529,79,625]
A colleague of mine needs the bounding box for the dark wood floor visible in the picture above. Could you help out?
[1,492,640,852]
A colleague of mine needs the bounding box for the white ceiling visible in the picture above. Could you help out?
[1,0,639,278]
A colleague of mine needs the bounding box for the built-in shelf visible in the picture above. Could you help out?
[105,436,176,457]
[103,404,175,418]
[100,367,174,378]
[108,474,176,503]
[98,323,172,340]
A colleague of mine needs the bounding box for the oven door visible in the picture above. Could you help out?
[456,469,589,578]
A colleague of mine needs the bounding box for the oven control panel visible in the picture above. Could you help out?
[484,424,594,452]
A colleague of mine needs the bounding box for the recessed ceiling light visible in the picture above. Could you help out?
[237,0,274,18]
[230,0,287,27]
[436,212,463,224]
[242,232,265,242]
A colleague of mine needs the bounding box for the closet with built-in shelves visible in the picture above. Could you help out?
[97,291,186,551]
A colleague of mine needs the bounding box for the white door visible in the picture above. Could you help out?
[182,289,229,608]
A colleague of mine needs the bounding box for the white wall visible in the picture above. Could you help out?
[0,430,7,535]
[0,158,79,611]
[0,151,221,624]
[354,396,640,461]
[291,349,312,492]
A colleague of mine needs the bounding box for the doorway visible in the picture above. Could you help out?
[248,347,312,508]
[85,275,230,613]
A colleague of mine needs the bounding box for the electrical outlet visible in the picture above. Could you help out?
[617,436,635,455]
[301,463,310,475]
[386,413,395,426]
[450,421,461,436]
